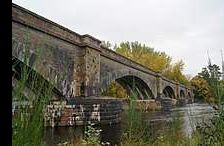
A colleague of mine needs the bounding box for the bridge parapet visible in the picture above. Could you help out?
[81,34,101,50]
[161,76,178,85]
[100,46,158,77]
[12,3,102,52]
[12,4,82,45]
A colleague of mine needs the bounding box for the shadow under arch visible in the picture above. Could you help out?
[12,56,64,101]
[187,92,191,98]
[163,86,175,99]
[114,75,154,100]
[180,90,185,98]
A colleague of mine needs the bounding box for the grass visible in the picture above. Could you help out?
[13,69,224,146]
[120,81,224,146]
[12,37,55,146]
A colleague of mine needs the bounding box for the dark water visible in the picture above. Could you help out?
[43,103,216,146]
[43,124,122,146]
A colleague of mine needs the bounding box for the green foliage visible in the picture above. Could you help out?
[12,58,53,146]
[82,122,102,146]
[114,41,189,85]
[101,81,128,98]
[121,91,153,146]
[220,80,224,104]
[153,115,187,146]
[115,41,172,73]
[121,100,202,146]
[163,60,189,85]
[195,112,224,146]
[12,36,56,146]
[190,61,224,145]
[192,63,224,104]
[191,76,215,103]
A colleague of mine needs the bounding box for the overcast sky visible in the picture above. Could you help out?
[12,0,224,77]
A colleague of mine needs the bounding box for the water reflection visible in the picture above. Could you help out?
[43,126,84,146]
[43,124,122,146]
[43,103,216,146]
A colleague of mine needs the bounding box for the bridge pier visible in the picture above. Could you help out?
[156,74,163,98]
[83,45,101,97]
[44,97,123,127]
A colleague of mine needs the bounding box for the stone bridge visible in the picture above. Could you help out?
[12,3,193,102]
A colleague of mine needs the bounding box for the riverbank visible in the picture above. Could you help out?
[43,102,221,146]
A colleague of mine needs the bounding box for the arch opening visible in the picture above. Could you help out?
[102,75,154,100]
[12,57,62,102]
[180,90,185,98]
[163,86,175,99]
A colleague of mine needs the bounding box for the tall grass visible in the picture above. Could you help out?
[12,38,54,146]
[121,66,224,145]
[121,81,154,146]
[194,79,224,146]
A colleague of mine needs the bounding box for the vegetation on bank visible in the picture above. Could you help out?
[12,53,54,145]
[191,62,224,104]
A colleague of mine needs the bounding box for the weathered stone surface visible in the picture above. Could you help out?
[44,97,123,127]
[134,100,161,111]
[160,97,173,113]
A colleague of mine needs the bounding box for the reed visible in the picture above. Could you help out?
[12,37,54,146]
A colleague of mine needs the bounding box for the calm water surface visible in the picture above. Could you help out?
[43,103,216,146]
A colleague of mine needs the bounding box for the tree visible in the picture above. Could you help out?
[192,63,223,104]
[101,81,128,98]
[199,64,221,84]
[114,41,189,85]
[197,64,222,103]
[115,41,172,73]
[198,67,210,81]
[114,41,190,84]
[191,76,215,103]
[163,60,189,85]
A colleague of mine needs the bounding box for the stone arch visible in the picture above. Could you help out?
[12,56,63,101]
[180,90,185,98]
[100,69,157,98]
[115,75,154,99]
[163,86,175,99]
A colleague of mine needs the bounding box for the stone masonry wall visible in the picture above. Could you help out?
[84,47,101,96]
[44,97,123,127]
[100,56,158,98]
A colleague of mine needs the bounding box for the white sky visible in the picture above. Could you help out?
[12,0,224,77]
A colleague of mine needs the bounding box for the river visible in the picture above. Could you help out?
[43,103,216,146]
